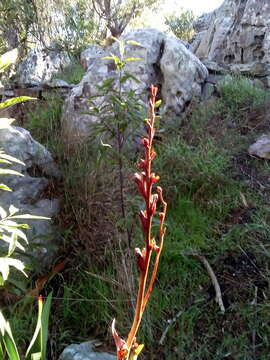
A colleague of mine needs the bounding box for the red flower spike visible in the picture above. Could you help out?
[141,137,149,147]
[149,194,158,216]
[150,84,158,97]
[138,159,146,170]
[139,210,148,231]
[113,85,167,359]
[159,212,165,221]
[150,173,160,184]
[112,319,128,360]
[135,248,146,271]
[150,150,156,160]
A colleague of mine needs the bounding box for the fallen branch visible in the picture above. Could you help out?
[159,310,183,345]
[191,253,225,314]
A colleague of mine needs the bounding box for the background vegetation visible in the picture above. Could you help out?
[3,71,268,359]
[1,2,270,359]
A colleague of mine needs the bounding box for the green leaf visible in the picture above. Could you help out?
[41,292,52,360]
[0,340,4,359]
[0,206,7,219]
[0,169,23,176]
[25,293,52,360]
[126,40,143,47]
[124,57,143,63]
[25,298,42,359]
[102,55,121,67]
[119,41,125,59]
[0,258,27,279]
[1,234,25,252]
[8,232,19,256]
[120,73,141,84]
[110,36,120,43]
[0,260,9,281]
[0,151,25,165]
[155,99,162,107]
[31,353,41,360]
[0,311,20,360]
[0,118,16,128]
[11,214,50,220]
[9,205,19,216]
[0,49,18,72]
[0,97,36,110]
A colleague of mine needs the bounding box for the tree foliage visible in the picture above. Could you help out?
[0,0,104,57]
[165,8,196,42]
[92,0,158,38]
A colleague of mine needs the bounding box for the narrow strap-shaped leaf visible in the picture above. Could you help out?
[0,311,20,360]
[25,297,43,359]
[0,97,36,110]
[41,292,52,360]
[0,49,18,72]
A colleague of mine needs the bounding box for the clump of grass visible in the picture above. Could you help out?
[26,92,63,153]
[217,75,269,121]
[155,135,231,204]
[53,58,84,84]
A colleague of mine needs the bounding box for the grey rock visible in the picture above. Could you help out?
[251,78,265,89]
[193,12,216,33]
[248,134,270,159]
[62,28,208,148]
[200,58,229,74]
[207,73,225,84]
[80,45,106,72]
[43,79,71,88]
[160,37,208,116]
[202,82,215,100]
[15,47,70,87]
[59,341,116,360]
[229,62,270,77]
[194,0,270,69]
[0,126,60,268]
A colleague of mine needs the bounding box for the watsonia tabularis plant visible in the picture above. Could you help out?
[112,85,167,359]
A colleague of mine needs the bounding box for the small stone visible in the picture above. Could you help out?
[248,135,270,159]
[59,341,116,360]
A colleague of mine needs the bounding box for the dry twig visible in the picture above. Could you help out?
[191,253,225,314]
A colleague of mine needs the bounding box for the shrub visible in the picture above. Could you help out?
[165,9,196,42]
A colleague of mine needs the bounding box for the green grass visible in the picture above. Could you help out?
[52,58,84,84]
[218,75,269,121]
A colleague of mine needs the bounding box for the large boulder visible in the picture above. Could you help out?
[15,47,70,87]
[193,0,270,73]
[62,29,208,148]
[0,126,60,269]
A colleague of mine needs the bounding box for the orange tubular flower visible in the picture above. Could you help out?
[112,85,167,360]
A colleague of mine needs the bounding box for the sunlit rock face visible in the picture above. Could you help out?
[15,47,70,87]
[61,29,208,148]
[193,0,270,67]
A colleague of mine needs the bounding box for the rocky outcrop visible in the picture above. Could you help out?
[80,45,106,72]
[15,47,71,87]
[192,0,270,77]
[0,126,60,269]
[59,341,116,360]
[62,29,208,148]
